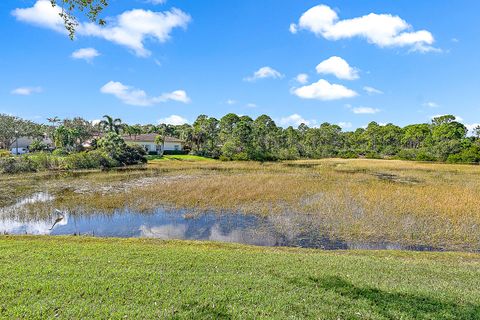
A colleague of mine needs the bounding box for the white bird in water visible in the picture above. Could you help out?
[49,209,65,230]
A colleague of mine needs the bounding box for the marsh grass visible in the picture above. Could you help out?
[2,159,480,250]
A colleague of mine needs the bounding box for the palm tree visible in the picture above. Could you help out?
[47,116,61,127]
[99,115,123,134]
[154,131,165,156]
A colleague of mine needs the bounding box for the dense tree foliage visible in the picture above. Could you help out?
[2,113,479,164]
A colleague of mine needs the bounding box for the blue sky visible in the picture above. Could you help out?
[1,0,479,131]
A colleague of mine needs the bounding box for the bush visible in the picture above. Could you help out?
[365,152,381,159]
[338,150,358,159]
[29,140,49,152]
[98,133,146,165]
[447,145,480,164]
[62,151,118,170]
[415,150,436,162]
[163,150,189,155]
[119,145,147,165]
[52,148,69,156]
[0,157,37,174]
[26,152,61,170]
[276,148,300,160]
[0,149,11,158]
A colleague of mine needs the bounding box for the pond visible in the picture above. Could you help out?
[0,192,442,252]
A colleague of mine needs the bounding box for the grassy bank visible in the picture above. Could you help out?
[0,236,479,319]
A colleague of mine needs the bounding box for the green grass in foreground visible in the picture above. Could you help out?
[147,154,215,162]
[1,237,480,319]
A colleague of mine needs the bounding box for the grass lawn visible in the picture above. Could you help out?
[147,154,215,162]
[1,236,479,319]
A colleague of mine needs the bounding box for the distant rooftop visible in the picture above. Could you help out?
[122,134,184,143]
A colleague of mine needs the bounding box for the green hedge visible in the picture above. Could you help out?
[163,150,189,155]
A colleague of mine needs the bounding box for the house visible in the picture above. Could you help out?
[9,137,53,154]
[123,134,185,154]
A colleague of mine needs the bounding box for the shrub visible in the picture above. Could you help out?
[338,150,358,159]
[62,151,118,170]
[163,150,189,155]
[0,149,11,158]
[97,133,146,165]
[0,157,37,174]
[119,145,147,165]
[26,152,62,170]
[415,150,436,162]
[365,152,381,159]
[29,140,49,152]
[447,145,480,164]
[52,148,69,156]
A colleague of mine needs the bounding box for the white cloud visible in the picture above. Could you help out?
[148,0,167,4]
[338,122,352,129]
[295,73,309,84]
[423,101,439,108]
[246,103,257,108]
[244,66,284,82]
[71,48,100,62]
[279,114,316,127]
[293,79,357,101]
[316,56,359,80]
[11,0,65,33]
[11,87,42,96]
[12,1,191,57]
[158,115,189,125]
[289,23,298,34]
[100,81,190,106]
[352,107,380,114]
[363,86,383,95]
[290,4,437,52]
[226,99,237,105]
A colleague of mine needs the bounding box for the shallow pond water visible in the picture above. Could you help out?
[0,194,443,251]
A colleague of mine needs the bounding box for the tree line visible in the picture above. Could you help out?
[1,113,480,164]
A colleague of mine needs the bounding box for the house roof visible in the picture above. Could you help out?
[122,134,184,143]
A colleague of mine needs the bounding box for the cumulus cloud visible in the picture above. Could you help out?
[290,4,437,52]
[11,87,42,96]
[148,0,167,4]
[12,0,191,57]
[244,66,284,82]
[158,115,189,125]
[100,81,190,106]
[226,99,237,105]
[293,79,357,101]
[423,101,439,108]
[295,73,309,84]
[338,122,352,129]
[279,114,316,127]
[246,103,257,108]
[11,0,65,33]
[363,86,383,95]
[71,48,100,62]
[352,107,380,114]
[316,56,359,80]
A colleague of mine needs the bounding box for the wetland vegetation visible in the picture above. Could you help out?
[2,158,480,252]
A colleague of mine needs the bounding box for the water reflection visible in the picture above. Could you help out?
[0,204,444,251]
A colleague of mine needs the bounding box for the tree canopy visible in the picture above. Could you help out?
[2,113,480,164]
